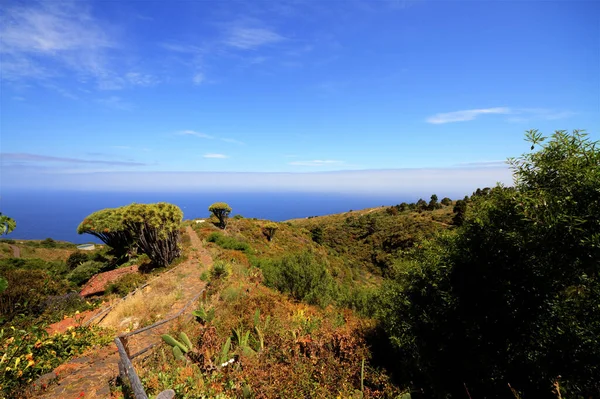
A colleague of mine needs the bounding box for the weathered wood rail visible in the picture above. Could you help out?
[114,289,205,399]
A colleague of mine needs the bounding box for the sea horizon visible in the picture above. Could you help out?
[0,190,442,243]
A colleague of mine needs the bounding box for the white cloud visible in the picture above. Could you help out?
[0,1,114,82]
[203,153,229,159]
[1,167,513,196]
[289,160,343,167]
[192,72,205,85]
[427,107,576,124]
[427,107,511,124]
[506,108,576,123]
[125,72,159,86]
[179,130,213,139]
[225,27,285,50]
[97,96,134,111]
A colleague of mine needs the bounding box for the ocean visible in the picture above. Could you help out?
[0,191,416,243]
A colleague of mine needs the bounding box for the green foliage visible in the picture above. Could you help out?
[263,222,279,241]
[0,268,69,323]
[192,305,215,324]
[0,325,112,397]
[427,194,441,210]
[67,260,104,286]
[452,199,467,226]
[206,232,250,252]
[0,278,7,294]
[219,337,232,365]
[0,213,16,236]
[256,251,335,307]
[378,130,600,397]
[66,251,90,270]
[440,197,452,206]
[210,260,232,280]
[161,333,192,356]
[77,207,133,257]
[79,202,183,268]
[209,202,232,229]
[106,273,146,296]
[310,226,324,244]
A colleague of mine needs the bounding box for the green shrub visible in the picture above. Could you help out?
[67,260,104,286]
[0,268,69,323]
[0,325,112,398]
[377,130,600,397]
[41,292,96,323]
[106,273,146,296]
[210,260,232,280]
[206,232,250,252]
[40,238,57,248]
[66,251,90,270]
[257,252,334,307]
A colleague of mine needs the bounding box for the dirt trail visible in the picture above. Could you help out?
[32,227,212,399]
[8,244,20,258]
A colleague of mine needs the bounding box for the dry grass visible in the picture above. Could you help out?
[99,271,184,331]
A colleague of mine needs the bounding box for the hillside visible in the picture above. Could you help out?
[288,204,454,275]
[3,129,595,399]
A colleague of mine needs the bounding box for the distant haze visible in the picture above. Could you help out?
[0,165,512,196]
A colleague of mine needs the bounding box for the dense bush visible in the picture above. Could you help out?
[0,257,69,278]
[41,292,96,323]
[206,232,250,252]
[0,268,69,323]
[67,260,104,285]
[66,251,90,270]
[256,251,335,307]
[106,273,147,296]
[0,325,112,398]
[377,130,600,397]
[209,260,232,280]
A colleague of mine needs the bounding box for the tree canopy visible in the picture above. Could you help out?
[378,130,600,397]
[0,213,16,236]
[263,222,279,241]
[209,202,232,229]
[78,202,183,267]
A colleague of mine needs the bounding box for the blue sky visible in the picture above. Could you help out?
[1,0,598,194]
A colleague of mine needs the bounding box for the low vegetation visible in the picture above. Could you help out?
[1,130,597,398]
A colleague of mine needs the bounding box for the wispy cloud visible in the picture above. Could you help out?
[125,72,160,87]
[177,130,244,145]
[192,72,205,85]
[178,130,214,139]
[203,153,229,159]
[98,96,134,111]
[289,160,344,167]
[427,107,576,124]
[224,26,285,50]
[427,107,511,124]
[0,153,145,166]
[1,167,513,196]
[0,1,158,91]
[506,109,577,123]
[455,160,507,168]
[0,1,113,83]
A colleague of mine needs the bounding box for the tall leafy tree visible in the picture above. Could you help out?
[77,208,134,257]
[121,203,183,267]
[378,130,600,397]
[209,202,232,229]
[78,203,183,267]
[0,213,16,236]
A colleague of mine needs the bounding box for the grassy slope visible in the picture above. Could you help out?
[131,208,455,398]
[289,204,454,275]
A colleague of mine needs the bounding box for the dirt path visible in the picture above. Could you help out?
[32,227,212,399]
[8,244,20,258]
